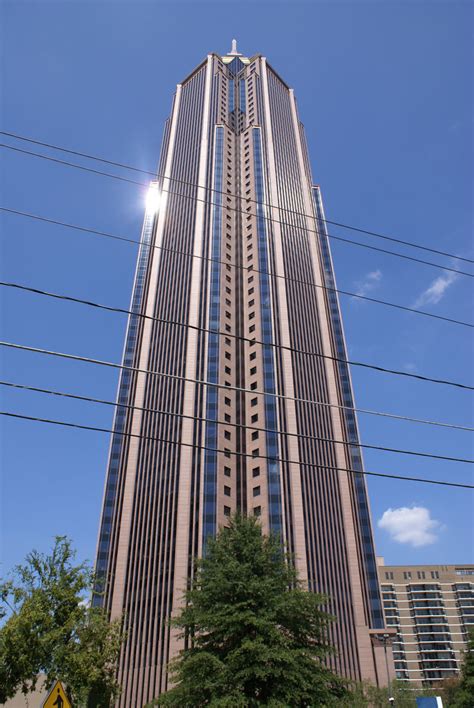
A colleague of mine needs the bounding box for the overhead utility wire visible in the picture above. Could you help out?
[2,379,471,464]
[3,280,473,392]
[2,411,472,490]
[1,142,472,280]
[2,341,473,430]
[1,207,472,331]
[1,129,472,266]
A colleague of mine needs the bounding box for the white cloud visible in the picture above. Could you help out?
[412,270,458,308]
[377,506,441,547]
[353,269,382,298]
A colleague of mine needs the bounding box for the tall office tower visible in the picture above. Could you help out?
[94,42,394,705]
[378,560,474,684]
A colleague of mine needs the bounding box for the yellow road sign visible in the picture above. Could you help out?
[42,680,72,708]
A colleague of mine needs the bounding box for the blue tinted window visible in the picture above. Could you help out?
[202,127,224,549]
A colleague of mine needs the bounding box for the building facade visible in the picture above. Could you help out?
[95,43,393,705]
[378,560,474,684]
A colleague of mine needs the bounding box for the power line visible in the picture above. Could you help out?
[3,379,471,464]
[2,282,473,391]
[1,206,472,330]
[2,410,472,490]
[2,128,472,266]
[2,341,473,430]
[1,142,472,279]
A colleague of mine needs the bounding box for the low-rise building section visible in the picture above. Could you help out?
[377,560,474,684]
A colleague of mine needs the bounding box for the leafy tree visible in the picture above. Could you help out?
[152,515,346,707]
[0,536,124,706]
[438,677,462,707]
[451,627,474,707]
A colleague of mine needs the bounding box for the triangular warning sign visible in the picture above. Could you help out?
[42,680,72,708]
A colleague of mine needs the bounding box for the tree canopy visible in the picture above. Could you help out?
[0,536,124,706]
[450,627,474,707]
[152,515,346,707]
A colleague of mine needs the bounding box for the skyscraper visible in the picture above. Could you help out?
[95,42,394,705]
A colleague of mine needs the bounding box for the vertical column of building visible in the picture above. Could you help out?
[454,574,474,664]
[105,58,212,705]
[93,185,160,607]
[234,58,287,542]
[105,83,182,707]
[168,54,213,668]
[312,186,384,635]
[258,57,379,680]
[198,58,240,550]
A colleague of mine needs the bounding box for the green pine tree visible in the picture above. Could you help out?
[0,536,125,706]
[152,515,347,707]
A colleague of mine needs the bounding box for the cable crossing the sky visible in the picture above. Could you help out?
[1,141,472,279]
[2,341,473,429]
[2,281,473,390]
[1,410,472,490]
[2,379,471,464]
[1,128,472,266]
[1,207,472,330]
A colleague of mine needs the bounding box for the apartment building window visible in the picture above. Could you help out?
[404,572,412,580]
[251,414,258,423]
[225,397,231,406]
[224,430,231,440]
[224,486,231,497]
[254,506,261,516]
[253,486,261,497]
[251,431,259,441]
[224,506,231,516]
[252,467,260,477]
[224,466,231,477]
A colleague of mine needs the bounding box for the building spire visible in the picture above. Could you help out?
[228,38,242,56]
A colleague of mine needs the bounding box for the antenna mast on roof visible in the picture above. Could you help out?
[228,38,242,56]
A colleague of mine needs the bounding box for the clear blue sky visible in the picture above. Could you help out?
[1,0,473,575]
